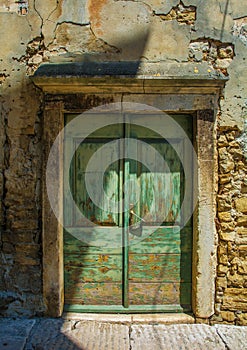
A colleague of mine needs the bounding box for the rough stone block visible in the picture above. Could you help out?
[9,265,41,294]
[236,312,247,326]
[218,245,228,265]
[223,288,247,310]
[230,257,247,274]
[220,222,235,232]
[235,197,247,213]
[1,231,37,244]
[219,174,231,184]
[239,245,247,258]
[217,135,228,147]
[236,215,247,226]
[236,227,247,236]
[217,195,231,211]
[216,276,227,289]
[218,212,232,222]
[218,264,229,275]
[241,184,247,194]
[2,243,15,254]
[219,231,236,242]
[227,272,247,288]
[215,58,233,70]
[221,311,235,322]
[218,147,228,160]
[219,160,235,173]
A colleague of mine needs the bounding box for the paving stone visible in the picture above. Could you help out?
[26,320,129,350]
[25,318,72,349]
[0,318,36,350]
[0,336,28,350]
[65,322,129,350]
[0,318,36,337]
[130,324,226,350]
[215,324,247,350]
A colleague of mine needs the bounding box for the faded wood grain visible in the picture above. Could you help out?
[64,229,123,252]
[64,263,122,283]
[65,282,122,305]
[129,227,192,254]
[129,282,191,305]
[129,253,192,282]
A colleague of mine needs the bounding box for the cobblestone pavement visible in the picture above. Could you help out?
[0,317,247,350]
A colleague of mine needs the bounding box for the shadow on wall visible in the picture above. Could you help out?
[34,28,150,77]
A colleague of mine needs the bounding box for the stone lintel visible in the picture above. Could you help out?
[31,61,227,95]
[32,76,226,95]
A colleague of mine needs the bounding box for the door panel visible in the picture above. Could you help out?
[127,142,183,224]
[65,263,122,283]
[129,283,184,305]
[129,227,192,254]
[64,229,123,305]
[73,140,120,226]
[64,113,193,312]
[64,115,124,306]
[65,282,122,305]
[129,253,192,282]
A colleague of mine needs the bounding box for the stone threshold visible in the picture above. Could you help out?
[62,313,195,325]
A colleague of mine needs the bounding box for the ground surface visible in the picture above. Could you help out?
[0,316,246,350]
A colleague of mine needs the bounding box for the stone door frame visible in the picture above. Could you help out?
[33,76,226,318]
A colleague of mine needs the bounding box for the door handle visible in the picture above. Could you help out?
[129,204,145,222]
[129,204,145,237]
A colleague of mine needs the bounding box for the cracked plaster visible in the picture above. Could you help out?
[190,0,233,42]
[47,23,120,62]
[220,39,247,128]
[88,0,151,59]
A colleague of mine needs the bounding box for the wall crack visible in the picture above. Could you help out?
[33,0,44,33]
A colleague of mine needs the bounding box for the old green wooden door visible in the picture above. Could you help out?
[64,113,193,313]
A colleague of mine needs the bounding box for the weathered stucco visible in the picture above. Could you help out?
[0,0,246,322]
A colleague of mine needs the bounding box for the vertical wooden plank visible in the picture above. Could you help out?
[63,136,73,227]
[123,121,129,307]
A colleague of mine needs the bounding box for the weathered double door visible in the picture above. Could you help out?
[64,113,193,312]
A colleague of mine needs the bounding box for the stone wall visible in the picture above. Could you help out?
[210,126,247,325]
[0,0,246,321]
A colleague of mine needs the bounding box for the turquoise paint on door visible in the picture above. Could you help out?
[63,113,193,313]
